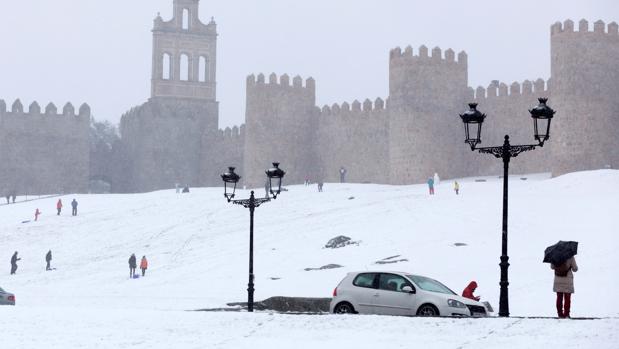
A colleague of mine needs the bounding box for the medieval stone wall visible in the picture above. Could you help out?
[0,99,90,195]
[316,98,389,184]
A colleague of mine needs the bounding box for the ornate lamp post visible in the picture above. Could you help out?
[221,163,286,312]
[459,98,555,317]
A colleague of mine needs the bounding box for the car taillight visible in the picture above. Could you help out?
[8,295,15,302]
[332,288,337,297]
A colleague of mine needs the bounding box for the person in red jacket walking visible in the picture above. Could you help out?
[140,256,148,277]
[462,281,481,301]
[56,199,63,215]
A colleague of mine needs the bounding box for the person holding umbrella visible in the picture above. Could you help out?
[544,241,579,318]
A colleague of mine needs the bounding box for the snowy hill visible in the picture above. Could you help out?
[1,170,617,319]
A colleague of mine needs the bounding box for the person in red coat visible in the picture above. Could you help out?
[462,281,481,301]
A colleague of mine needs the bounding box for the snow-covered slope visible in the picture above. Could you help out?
[1,170,618,318]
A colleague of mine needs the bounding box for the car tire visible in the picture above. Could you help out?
[416,304,439,317]
[334,302,356,314]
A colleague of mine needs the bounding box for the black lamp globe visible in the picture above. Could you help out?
[529,98,556,146]
[265,162,285,199]
[460,103,487,150]
[221,166,240,202]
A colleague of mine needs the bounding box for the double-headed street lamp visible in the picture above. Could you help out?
[221,162,286,312]
[459,98,556,317]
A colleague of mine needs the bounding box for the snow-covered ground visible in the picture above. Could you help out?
[1,170,618,348]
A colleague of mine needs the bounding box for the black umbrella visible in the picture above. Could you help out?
[543,241,578,265]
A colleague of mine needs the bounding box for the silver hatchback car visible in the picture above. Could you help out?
[330,271,487,317]
[0,286,15,305]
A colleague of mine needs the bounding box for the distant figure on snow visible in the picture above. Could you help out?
[46,250,52,271]
[56,199,63,215]
[140,256,148,277]
[182,185,190,193]
[10,251,20,275]
[434,172,440,186]
[128,253,137,278]
[175,183,180,194]
[462,281,480,301]
[71,199,78,216]
[551,256,578,318]
[454,181,460,195]
[304,177,310,186]
[317,181,324,192]
[427,177,435,195]
[12,194,16,203]
[339,166,347,183]
[5,194,9,204]
[34,208,42,221]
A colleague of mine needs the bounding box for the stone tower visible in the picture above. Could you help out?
[243,74,317,188]
[388,46,470,184]
[549,19,619,174]
[119,0,220,192]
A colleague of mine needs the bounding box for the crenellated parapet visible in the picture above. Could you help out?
[473,78,550,101]
[551,19,619,36]
[319,97,386,117]
[0,98,91,119]
[389,45,467,66]
[246,73,316,94]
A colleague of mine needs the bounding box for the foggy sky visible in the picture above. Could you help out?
[0,0,616,128]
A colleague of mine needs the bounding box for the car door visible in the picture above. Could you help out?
[373,273,418,316]
[348,273,379,314]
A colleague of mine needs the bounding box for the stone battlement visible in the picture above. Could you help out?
[551,19,619,36]
[320,97,386,115]
[0,99,90,118]
[217,124,245,140]
[246,73,316,92]
[389,45,467,65]
[473,78,550,100]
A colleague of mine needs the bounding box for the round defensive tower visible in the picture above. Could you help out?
[388,45,471,184]
[549,19,619,174]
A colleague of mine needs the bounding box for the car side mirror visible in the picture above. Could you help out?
[402,285,415,294]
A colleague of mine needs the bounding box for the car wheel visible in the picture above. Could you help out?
[334,302,356,314]
[417,304,439,317]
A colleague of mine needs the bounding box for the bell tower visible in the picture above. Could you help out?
[151,0,217,100]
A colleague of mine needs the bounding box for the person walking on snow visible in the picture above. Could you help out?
[454,181,460,195]
[128,254,137,278]
[56,199,63,215]
[71,199,78,216]
[34,208,42,221]
[140,256,148,277]
[46,250,52,271]
[462,281,481,301]
[434,172,440,186]
[10,251,20,275]
[339,167,347,183]
[427,177,435,195]
[551,256,578,318]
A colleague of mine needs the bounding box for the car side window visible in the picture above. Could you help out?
[353,273,377,289]
[378,273,414,293]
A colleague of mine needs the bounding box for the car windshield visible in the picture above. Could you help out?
[407,275,456,295]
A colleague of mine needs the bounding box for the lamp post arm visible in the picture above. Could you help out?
[232,197,271,209]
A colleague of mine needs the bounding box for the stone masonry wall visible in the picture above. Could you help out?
[0,99,90,195]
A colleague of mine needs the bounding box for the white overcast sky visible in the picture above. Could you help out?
[0,0,616,128]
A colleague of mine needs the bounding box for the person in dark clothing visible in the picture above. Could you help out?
[339,167,347,183]
[12,194,16,203]
[182,185,190,193]
[10,251,20,275]
[71,199,78,216]
[46,250,52,271]
[128,253,137,278]
[5,195,9,204]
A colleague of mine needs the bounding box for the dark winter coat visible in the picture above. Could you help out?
[11,253,20,265]
[129,255,137,268]
[71,200,78,209]
[46,251,52,262]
